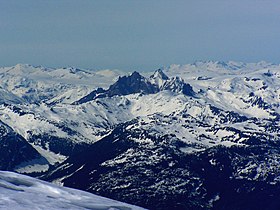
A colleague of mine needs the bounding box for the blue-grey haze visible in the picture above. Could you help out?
[1,0,280,71]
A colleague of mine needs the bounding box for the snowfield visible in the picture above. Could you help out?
[0,171,145,210]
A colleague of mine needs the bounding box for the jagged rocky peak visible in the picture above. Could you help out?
[75,69,196,104]
[74,71,158,104]
[149,68,195,96]
[106,71,157,96]
[161,76,195,96]
[149,68,169,88]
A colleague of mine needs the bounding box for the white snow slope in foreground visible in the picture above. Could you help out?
[0,171,145,210]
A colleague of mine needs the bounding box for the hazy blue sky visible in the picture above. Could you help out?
[1,0,280,71]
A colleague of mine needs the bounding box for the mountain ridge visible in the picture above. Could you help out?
[0,61,279,209]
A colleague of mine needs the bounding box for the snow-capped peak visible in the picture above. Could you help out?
[149,68,169,88]
[161,76,195,96]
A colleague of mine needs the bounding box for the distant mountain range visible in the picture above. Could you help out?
[0,61,279,209]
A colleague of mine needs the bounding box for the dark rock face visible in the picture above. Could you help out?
[27,133,88,157]
[75,72,158,104]
[43,111,280,210]
[44,123,202,210]
[182,83,195,96]
[0,122,46,170]
[106,71,157,97]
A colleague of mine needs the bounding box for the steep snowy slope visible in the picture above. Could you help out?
[0,171,145,210]
[0,87,23,104]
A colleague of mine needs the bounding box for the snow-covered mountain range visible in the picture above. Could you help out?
[0,61,279,209]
